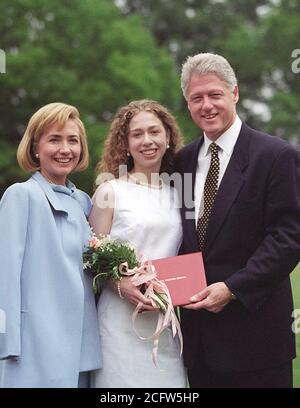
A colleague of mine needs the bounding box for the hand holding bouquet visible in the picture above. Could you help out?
[83,231,182,365]
[84,232,175,310]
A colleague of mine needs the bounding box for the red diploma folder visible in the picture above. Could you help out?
[152,252,207,306]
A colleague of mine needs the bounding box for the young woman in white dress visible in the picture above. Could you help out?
[89,100,187,388]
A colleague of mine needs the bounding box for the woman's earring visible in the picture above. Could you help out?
[35,153,39,158]
[166,144,170,149]
[126,152,131,157]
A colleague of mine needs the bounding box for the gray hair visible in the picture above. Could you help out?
[181,53,238,99]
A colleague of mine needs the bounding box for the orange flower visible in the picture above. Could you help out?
[90,237,102,249]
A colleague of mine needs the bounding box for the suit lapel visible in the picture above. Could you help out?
[204,124,250,254]
[31,172,69,215]
[181,137,203,252]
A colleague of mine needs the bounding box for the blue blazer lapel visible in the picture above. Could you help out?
[31,172,69,215]
[204,123,250,254]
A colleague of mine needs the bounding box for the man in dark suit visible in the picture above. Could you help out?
[175,52,300,387]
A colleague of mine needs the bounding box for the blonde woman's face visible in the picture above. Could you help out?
[127,111,169,174]
[36,119,81,185]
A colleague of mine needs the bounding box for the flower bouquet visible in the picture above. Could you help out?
[83,233,174,311]
[83,231,183,365]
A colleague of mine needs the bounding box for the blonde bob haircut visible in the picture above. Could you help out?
[17,102,89,172]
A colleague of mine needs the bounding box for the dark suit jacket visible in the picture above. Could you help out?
[175,123,300,373]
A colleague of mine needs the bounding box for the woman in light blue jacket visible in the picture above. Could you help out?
[0,103,102,387]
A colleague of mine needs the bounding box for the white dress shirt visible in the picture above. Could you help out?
[194,115,242,226]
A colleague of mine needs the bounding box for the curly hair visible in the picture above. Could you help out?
[95,100,183,185]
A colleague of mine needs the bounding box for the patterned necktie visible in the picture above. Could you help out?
[197,142,220,251]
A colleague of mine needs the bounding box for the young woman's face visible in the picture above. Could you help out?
[127,111,169,174]
[36,119,82,185]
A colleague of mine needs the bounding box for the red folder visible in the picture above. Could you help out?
[152,252,207,306]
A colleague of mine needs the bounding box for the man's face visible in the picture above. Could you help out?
[186,73,239,141]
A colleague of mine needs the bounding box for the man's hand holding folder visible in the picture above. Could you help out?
[152,252,207,307]
[185,281,234,313]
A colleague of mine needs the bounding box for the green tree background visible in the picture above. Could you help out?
[0,0,299,385]
[1,0,300,197]
[0,0,181,195]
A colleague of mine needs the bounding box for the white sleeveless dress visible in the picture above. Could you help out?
[91,179,187,388]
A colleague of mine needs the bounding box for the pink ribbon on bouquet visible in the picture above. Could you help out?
[118,260,183,367]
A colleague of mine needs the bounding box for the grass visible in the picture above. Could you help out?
[292,263,300,388]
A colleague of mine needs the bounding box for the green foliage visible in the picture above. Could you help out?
[0,141,24,196]
[1,0,300,196]
[120,0,300,144]
[71,121,109,195]
[258,1,300,141]
[0,0,179,196]
[291,264,300,387]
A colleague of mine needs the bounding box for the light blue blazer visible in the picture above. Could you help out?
[0,172,102,387]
